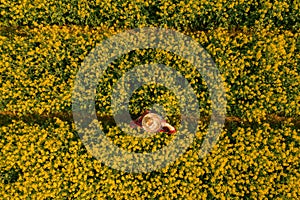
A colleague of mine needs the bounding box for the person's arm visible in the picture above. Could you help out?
[161,121,176,135]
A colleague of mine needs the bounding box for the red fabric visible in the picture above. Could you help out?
[130,110,150,128]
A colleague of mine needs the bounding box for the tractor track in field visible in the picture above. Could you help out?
[0,111,299,130]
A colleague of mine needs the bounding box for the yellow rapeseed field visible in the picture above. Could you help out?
[0,0,299,199]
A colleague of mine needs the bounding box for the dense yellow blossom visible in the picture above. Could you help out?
[0,0,299,199]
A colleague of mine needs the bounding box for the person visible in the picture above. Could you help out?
[130,110,176,135]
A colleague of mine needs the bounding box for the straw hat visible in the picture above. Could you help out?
[142,113,163,132]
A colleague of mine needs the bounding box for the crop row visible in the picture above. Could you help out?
[0,117,299,199]
[0,25,299,122]
[0,0,299,32]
